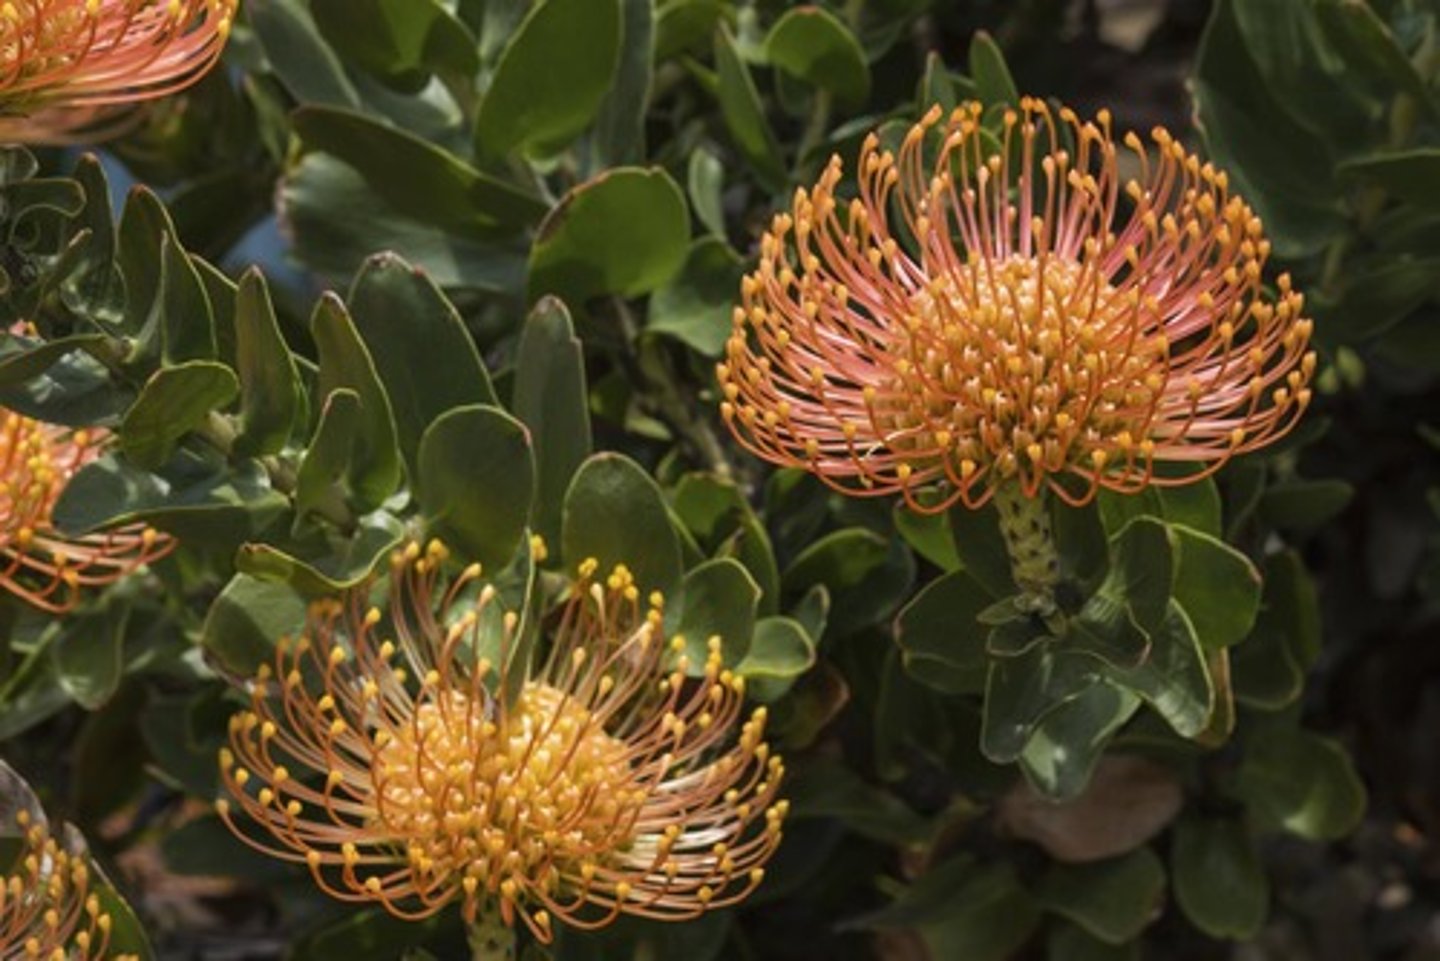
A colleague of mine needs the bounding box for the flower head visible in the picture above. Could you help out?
[0,811,133,960]
[718,99,1316,510]
[0,406,173,612]
[0,0,236,144]
[218,541,786,943]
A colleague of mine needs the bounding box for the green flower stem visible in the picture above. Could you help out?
[468,903,516,961]
[992,483,1060,614]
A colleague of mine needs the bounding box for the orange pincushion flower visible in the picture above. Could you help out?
[0,0,236,144]
[0,407,172,612]
[718,99,1317,511]
[217,541,786,944]
[0,811,134,960]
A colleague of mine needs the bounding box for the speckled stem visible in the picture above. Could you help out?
[992,483,1060,613]
[468,903,516,961]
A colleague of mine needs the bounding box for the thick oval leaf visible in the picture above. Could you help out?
[237,513,405,595]
[894,569,991,694]
[649,237,745,356]
[736,615,816,703]
[562,453,682,595]
[416,405,536,572]
[346,253,496,478]
[202,574,307,676]
[232,269,302,457]
[948,500,1017,597]
[1235,726,1366,841]
[1019,682,1141,802]
[982,645,1104,763]
[247,0,361,107]
[713,26,786,190]
[1104,601,1213,739]
[765,7,871,109]
[312,295,403,513]
[475,0,621,160]
[1037,847,1165,944]
[311,0,479,89]
[293,106,548,234]
[668,557,759,671]
[528,166,690,303]
[120,361,239,470]
[968,31,1019,106]
[51,602,128,710]
[585,0,654,170]
[1170,526,1261,651]
[1171,816,1269,940]
[155,232,217,364]
[512,297,592,549]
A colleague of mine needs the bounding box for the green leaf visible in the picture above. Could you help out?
[232,269,302,457]
[312,294,403,513]
[512,297,592,550]
[120,361,239,470]
[1232,550,1320,710]
[1259,478,1354,528]
[737,615,817,702]
[475,0,621,161]
[1170,526,1261,651]
[1236,726,1365,840]
[53,453,287,547]
[1047,923,1140,961]
[562,453,683,594]
[983,645,1103,763]
[894,570,991,694]
[786,756,931,846]
[247,0,361,107]
[968,31,1019,107]
[586,0,654,169]
[1019,682,1141,802]
[648,237,745,356]
[1171,816,1268,941]
[51,601,128,710]
[894,505,962,572]
[116,187,176,336]
[847,857,1041,961]
[311,0,479,89]
[1037,847,1166,944]
[417,405,536,572]
[528,166,690,303]
[202,574,307,676]
[947,501,1017,597]
[156,232,217,364]
[346,252,496,478]
[714,26,786,190]
[765,6,871,109]
[687,147,726,238]
[1340,149,1440,212]
[1105,601,1213,739]
[781,527,888,597]
[0,334,109,389]
[295,389,362,524]
[1315,0,1440,120]
[1191,0,1344,257]
[656,0,729,61]
[1072,518,1173,667]
[1098,481,1222,539]
[238,513,404,594]
[293,106,547,234]
[280,154,528,290]
[669,557,760,671]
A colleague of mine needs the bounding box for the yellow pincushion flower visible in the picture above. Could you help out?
[218,541,786,945]
[0,406,172,612]
[0,811,135,960]
[718,99,1315,511]
[0,0,236,143]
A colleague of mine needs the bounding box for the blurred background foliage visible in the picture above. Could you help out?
[3,0,1440,958]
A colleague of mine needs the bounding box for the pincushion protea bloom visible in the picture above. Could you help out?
[0,0,236,144]
[718,99,1316,512]
[217,541,786,947]
[0,811,135,960]
[1,406,172,612]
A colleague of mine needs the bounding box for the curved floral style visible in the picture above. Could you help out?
[718,98,1317,511]
[218,541,787,944]
[0,407,172,612]
[0,0,236,143]
[0,811,131,960]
